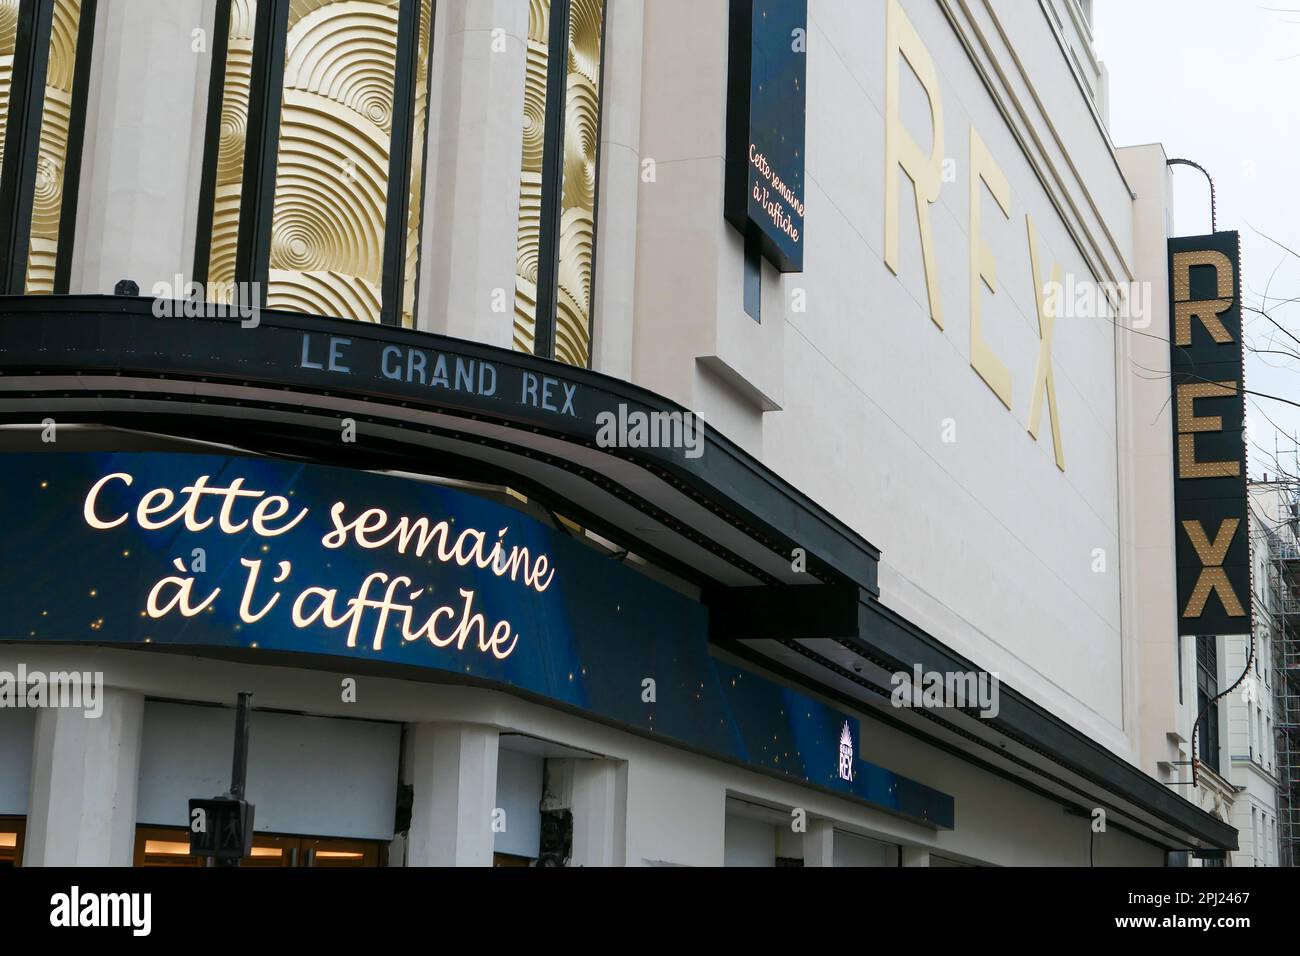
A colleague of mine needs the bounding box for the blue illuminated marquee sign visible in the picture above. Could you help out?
[0,452,951,827]
[725,0,807,273]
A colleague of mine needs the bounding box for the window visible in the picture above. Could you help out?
[133,825,383,867]
[195,0,435,326]
[0,816,24,867]
[0,0,96,294]
[512,0,607,367]
[1248,696,1256,760]
[1252,807,1260,864]
[724,812,791,867]
[1196,634,1220,774]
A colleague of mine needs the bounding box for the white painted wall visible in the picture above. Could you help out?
[623,743,726,867]
[786,0,1132,753]
[1117,143,1188,786]
[722,809,808,866]
[3,0,1206,868]
[834,829,895,867]
[589,0,645,381]
[71,0,212,295]
[494,747,542,859]
[57,0,1163,773]
[415,0,527,346]
[723,815,776,867]
[622,0,1143,761]
[24,688,143,866]
[136,701,401,841]
[407,722,499,865]
[1044,0,1105,113]
[0,710,34,815]
[2,646,1167,866]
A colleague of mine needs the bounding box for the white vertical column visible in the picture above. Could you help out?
[415,0,528,346]
[71,0,211,294]
[408,722,499,867]
[901,845,931,867]
[569,759,626,867]
[588,0,644,380]
[803,819,835,867]
[24,687,144,866]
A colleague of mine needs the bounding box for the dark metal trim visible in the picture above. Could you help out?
[378,0,420,326]
[722,0,806,274]
[192,0,233,288]
[0,294,881,594]
[723,0,754,239]
[233,0,290,307]
[0,296,1240,850]
[21,404,725,591]
[714,636,1190,855]
[848,596,1238,850]
[578,0,609,368]
[743,229,761,321]
[4,634,947,831]
[51,0,96,294]
[400,0,437,330]
[1,398,781,591]
[708,583,862,641]
[1166,158,1217,234]
[717,590,1232,853]
[0,0,55,294]
[531,0,571,360]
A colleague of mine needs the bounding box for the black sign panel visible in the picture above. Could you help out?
[189,798,255,860]
[724,0,807,273]
[1168,231,1251,635]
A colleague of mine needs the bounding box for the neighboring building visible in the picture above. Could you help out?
[0,0,1241,867]
[1193,477,1300,868]
[1120,142,1264,867]
[1245,478,1300,866]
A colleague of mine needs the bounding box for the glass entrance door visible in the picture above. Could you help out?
[0,817,24,867]
[133,826,383,867]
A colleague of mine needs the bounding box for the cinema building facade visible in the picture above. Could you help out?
[0,0,1241,866]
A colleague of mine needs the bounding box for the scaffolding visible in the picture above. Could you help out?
[1265,490,1300,867]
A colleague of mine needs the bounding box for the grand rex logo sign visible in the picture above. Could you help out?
[1168,231,1252,636]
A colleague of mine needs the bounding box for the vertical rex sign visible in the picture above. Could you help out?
[724,0,807,273]
[1168,231,1252,636]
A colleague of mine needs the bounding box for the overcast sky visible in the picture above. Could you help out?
[1097,0,1300,480]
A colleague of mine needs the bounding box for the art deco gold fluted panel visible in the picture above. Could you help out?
[0,0,19,175]
[207,0,257,301]
[513,0,550,355]
[399,0,431,328]
[513,0,603,366]
[554,0,602,368]
[265,0,398,324]
[24,0,80,295]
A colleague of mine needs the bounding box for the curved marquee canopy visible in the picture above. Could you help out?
[0,293,1236,854]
